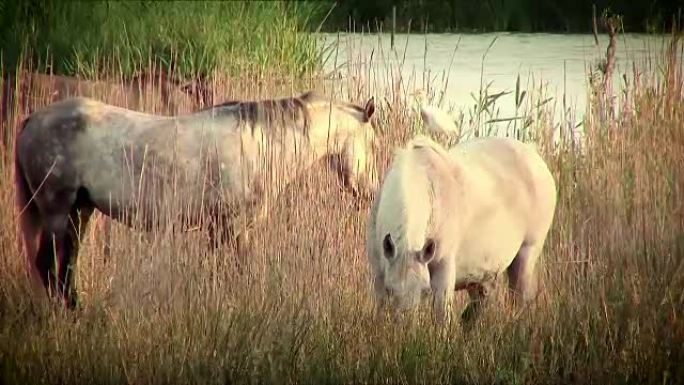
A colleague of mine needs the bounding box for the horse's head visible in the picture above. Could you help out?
[379,232,435,312]
[369,141,441,314]
[307,93,379,202]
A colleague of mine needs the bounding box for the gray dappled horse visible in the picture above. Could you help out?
[15,91,379,308]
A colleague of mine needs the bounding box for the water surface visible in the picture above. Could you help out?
[321,32,672,134]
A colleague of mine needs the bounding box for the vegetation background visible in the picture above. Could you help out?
[321,0,682,33]
[0,0,681,83]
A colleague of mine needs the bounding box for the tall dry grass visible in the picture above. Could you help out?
[0,31,683,385]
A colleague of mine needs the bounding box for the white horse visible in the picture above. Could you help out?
[15,91,379,308]
[366,132,557,325]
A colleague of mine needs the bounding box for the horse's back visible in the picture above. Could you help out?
[450,137,556,239]
[34,95,163,120]
[451,137,555,196]
[17,96,168,193]
[34,95,106,112]
[485,137,556,214]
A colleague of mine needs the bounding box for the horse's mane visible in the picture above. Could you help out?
[392,137,443,200]
[203,91,323,135]
[202,91,371,135]
[378,136,441,250]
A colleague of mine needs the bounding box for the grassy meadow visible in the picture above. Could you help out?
[0,19,683,385]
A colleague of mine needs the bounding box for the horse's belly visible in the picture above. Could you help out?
[453,211,527,285]
[88,174,221,228]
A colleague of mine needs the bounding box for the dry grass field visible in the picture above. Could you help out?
[0,32,682,385]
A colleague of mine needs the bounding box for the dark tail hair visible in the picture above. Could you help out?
[14,117,41,265]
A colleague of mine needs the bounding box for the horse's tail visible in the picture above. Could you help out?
[14,116,42,265]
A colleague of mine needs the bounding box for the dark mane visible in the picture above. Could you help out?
[340,101,366,116]
[202,92,319,134]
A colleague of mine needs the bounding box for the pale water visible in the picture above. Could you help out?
[320,32,673,137]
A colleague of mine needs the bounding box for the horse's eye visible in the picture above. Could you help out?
[382,233,394,259]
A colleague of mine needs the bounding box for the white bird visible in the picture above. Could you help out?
[419,104,459,135]
[411,89,460,139]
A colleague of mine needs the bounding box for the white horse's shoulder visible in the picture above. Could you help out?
[496,137,542,155]
[481,138,556,195]
[496,138,551,171]
[450,137,538,159]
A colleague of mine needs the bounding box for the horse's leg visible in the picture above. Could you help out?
[32,186,94,309]
[235,230,249,261]
[460,282,493,329]
[205,214,250,274]
[429,259,457,325]
[372,274,389,319]
[16,196,45,297]
[506,242,542,306]
[233,201,268,274]
[33,211,71,306]
[206,219,248,275]
[206,212,234,251]
[230,219,253,275]
[206,222,222,250]
[58,205,94,309]
[32,231,57,299]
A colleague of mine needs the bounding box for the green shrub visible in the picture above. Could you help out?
[0,0,327,81]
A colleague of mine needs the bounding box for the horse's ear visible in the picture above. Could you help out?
[363,97,375,122]
[300,90,317,101]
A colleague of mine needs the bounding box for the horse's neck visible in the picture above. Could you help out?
[308,124,355,159]
[417,148,465,218]
[187,107,328,170]
[188,108,236,122]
